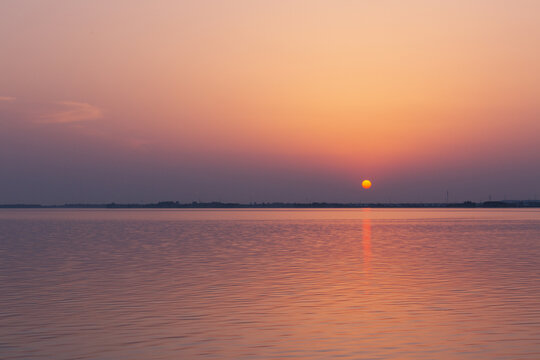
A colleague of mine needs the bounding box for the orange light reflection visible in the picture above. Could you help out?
[362,215,372,274]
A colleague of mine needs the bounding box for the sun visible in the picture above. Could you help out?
[362,180,372,189]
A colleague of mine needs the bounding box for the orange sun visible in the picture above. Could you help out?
[362,180,372,189]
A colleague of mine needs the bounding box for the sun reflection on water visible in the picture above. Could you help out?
[362,217,372,274]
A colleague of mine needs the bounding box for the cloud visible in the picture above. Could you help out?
[41,101,103,123]
[0,96,16,102]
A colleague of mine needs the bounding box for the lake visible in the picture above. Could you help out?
[1,209,539,359]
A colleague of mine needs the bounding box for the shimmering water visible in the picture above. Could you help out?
[1,209,539,359]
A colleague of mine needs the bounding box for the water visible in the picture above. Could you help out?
[1,209,539,359]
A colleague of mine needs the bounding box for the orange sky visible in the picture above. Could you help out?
[0,1,539,203]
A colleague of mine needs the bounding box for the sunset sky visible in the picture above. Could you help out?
[1,1,539,204]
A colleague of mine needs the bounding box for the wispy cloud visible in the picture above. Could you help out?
[41,101,103,123]
[0,96,16,102]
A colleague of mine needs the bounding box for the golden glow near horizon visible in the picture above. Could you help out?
[362,180,372,190]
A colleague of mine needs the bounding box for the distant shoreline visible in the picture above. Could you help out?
[1,200,540,209]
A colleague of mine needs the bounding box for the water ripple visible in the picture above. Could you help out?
[1,209,539,359]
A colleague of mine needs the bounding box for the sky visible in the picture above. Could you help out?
[1,0,539,204]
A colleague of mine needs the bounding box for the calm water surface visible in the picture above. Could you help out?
[1,209,539,359]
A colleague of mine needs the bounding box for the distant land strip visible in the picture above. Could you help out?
[1,201,540,209]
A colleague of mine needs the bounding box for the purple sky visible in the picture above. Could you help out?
[1,1,539,204]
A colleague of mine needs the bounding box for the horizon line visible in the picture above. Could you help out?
[1,200,540,209]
